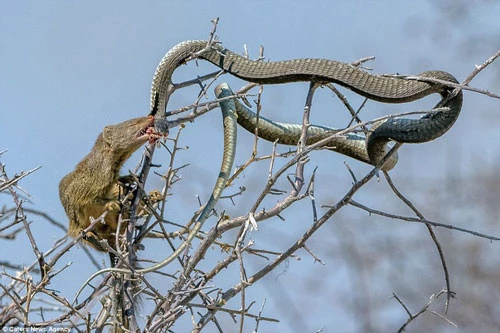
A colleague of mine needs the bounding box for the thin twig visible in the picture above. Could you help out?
[349,199,500,241]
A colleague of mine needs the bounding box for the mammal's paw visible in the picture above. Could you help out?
[104,200,121,212]
[148,190,164,203]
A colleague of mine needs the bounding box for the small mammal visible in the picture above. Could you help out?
[59,116,159,252]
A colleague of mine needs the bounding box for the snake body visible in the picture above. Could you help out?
[231,95,399,170]
[151,40,462,167]
[197,83,237,223]
[366,72,462,164]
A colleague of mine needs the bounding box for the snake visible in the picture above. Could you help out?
[150,40,462,167]
[136,40,462,273]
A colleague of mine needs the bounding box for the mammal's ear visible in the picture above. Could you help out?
[102,127,113,147]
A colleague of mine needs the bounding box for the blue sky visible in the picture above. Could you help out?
[1,2,500,331]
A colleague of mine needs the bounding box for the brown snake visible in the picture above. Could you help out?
[150,40,462,168]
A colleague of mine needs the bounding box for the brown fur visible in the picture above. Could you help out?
[59,116,156,252]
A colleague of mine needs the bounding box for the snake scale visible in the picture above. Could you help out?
[135,40,462,273]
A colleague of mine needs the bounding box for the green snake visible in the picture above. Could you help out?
[150,40,462,168]
[138,40,462,273]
